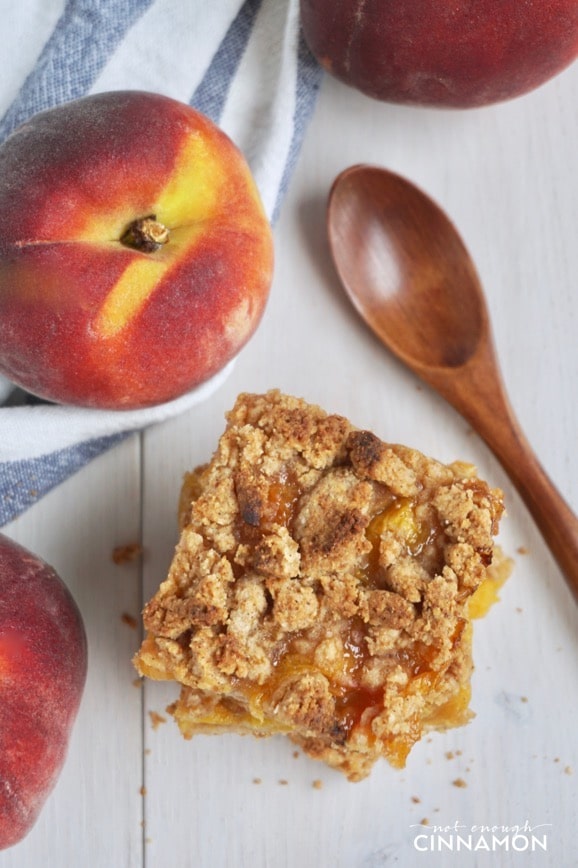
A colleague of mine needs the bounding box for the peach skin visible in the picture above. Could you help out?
[0,91,274,408]
[300,0,578,108]
[0,533,87,850]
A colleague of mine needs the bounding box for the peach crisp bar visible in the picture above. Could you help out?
[134,390,510,781]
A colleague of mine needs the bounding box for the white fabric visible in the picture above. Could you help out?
[0,0,322,524]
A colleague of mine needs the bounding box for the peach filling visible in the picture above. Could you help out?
[165,471,496,761]
[206,480,473,760]
[235,469,302,542]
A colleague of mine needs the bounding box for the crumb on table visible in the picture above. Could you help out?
[121,613,138,629]
[113,542,143,564]
[149,711,167,730]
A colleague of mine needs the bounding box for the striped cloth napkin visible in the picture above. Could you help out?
[0,0,323,526]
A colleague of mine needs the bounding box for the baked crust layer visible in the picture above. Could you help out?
[135,390,509,780]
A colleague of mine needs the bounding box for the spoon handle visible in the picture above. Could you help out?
[423,342,578,604]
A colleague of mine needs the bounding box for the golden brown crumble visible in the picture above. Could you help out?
[134,390,510,781]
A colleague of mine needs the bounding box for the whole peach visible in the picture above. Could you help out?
[0,91,273,408]
[0,534,87,850]
[300,0,578,108]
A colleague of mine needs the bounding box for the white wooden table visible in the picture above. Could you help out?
[4,63,578,868]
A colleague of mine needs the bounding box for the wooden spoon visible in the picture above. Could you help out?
[327,163,578,603]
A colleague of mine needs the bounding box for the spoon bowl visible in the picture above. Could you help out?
[328,164,578,603]
[329,166,488,370]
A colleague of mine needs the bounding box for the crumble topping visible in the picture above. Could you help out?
[135,390,510,780]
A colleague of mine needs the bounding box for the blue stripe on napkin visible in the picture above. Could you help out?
[0,434,129,526]
[192,0,263,121]
[0,0,155,143]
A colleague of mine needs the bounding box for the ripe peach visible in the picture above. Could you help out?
[300,0,578,108]
[0,91,273,408]
[0,534,87,850]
